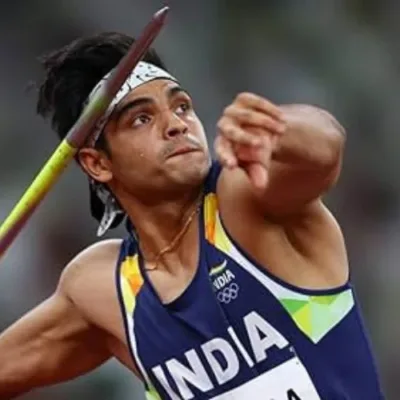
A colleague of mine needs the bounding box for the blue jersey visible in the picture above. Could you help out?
[116,161,384,399]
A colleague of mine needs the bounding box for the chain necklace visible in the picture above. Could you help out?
[137,195,203,271]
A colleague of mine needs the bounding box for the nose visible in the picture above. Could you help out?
[163,111,189,139]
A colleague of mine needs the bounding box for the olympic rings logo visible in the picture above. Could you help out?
[217,283,239,304]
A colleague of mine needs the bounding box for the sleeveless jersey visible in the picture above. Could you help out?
[115,161,384,400]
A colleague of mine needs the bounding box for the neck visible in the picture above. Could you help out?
[120,186,203,269]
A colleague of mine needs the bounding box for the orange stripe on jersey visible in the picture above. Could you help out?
[121,255,144,296]
[204,193,217,245]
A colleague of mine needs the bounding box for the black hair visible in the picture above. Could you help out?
[36,31,168,150]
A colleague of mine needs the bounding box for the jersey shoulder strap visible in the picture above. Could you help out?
[116,238,143,317]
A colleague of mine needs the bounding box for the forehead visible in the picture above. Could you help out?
[118,79,185,107]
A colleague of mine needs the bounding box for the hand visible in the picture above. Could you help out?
[214,92,286,190]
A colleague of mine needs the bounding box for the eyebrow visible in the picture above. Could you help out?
[167,85,189,98]
[112,85,190,125]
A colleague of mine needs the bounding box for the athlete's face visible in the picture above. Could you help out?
[80,79,210,200]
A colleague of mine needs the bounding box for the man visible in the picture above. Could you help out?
[0,32,384,399]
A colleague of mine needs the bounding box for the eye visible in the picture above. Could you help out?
[132,114,151,127]
[175,102,191,115]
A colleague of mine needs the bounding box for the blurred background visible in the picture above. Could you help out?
[0,0,398,398]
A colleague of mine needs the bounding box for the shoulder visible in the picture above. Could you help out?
[59,239,123,294]
[70,239,123,265]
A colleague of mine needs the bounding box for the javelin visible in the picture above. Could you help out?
[0,6,170,260]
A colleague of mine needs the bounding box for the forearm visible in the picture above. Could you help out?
[256,105,345,216]
[272,104,345,170]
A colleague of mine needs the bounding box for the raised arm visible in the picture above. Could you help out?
[0,275,111,399]
[215,95,348,286]
[216,94,345,219]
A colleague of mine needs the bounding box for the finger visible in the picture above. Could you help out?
[214,135,237,168]
[235,92,283,121]
[224,106,286,135]
[245,163,269,190]
[217,118,261,146]
[236,133,275,165]
[235,144,266,164]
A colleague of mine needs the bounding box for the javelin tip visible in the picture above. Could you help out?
[153,6,170,23]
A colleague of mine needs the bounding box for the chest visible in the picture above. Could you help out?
[134,255,325,396]
[135,256,297,360]
[129,243,382,400]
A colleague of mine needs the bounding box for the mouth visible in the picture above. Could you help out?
[168,145,202,158]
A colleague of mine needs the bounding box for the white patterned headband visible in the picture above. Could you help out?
[85,61,178,146]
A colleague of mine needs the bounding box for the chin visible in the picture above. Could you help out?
[174,155,211,186]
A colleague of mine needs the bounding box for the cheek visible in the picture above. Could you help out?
[109,134,143,171]
[115,132,164,175]
[187,114,208,143]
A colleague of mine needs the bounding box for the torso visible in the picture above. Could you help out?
[64,161,383,399]
[107,162,384,399]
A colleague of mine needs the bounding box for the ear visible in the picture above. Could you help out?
[78,148,113,183]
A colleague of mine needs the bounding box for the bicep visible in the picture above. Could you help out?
[0,290,110,398]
